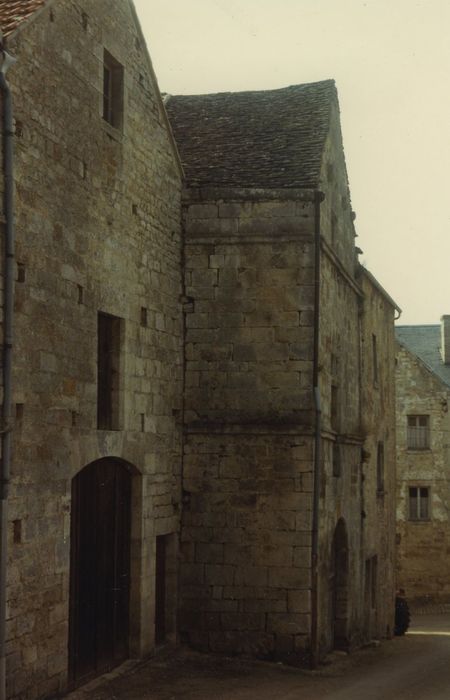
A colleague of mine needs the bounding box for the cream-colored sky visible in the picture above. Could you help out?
[134,0,450,325]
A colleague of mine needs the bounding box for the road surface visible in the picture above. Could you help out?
[66,613,450,700]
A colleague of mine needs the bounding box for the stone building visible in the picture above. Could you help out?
[166,83,399,663]
[0,2,400,698]
[0,1,183,698]
[396,319,450,605]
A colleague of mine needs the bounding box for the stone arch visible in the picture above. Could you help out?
[330,517,349,650]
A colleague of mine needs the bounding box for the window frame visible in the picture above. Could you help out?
[376,441,384,494]
[102,49,124,130]
[408,485,430,522]
[372,333,378,387]
[406,414,430,451]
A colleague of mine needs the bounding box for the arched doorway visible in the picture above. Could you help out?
[69,458,132,685]
[330,518,349,650]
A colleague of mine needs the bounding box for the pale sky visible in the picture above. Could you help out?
[134,0,450,326]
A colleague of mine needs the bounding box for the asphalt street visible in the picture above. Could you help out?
[65,613,450,700]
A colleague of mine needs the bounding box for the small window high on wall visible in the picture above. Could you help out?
[97,312,122,430]
[103,49,124,129]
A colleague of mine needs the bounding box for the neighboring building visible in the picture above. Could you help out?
[1,1,183,698]
[396,318,450,605]
[166,83,399,663]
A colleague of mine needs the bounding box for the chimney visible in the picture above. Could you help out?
[441,316,450,364]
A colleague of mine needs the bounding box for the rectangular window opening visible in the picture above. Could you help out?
[407,415,430,450]
[155,535,167,645]
[409,486,430,521]
[364,555,378,611]
[376,441,384,493]
[332,443,341,477]
[17,263,26,283]
[372,334,378,386]
[331,384,339,432]
[97,311,122,430]
[103,49,124,129]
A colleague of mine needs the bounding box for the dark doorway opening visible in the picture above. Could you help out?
[69,458,132,686]
[331,518,349,650]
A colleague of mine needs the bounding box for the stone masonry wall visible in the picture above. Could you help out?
[396,344,450,604]
[181,188,317,660]
[316,246,363,654]
[4,2,183,698]
[359,272,396,640]
[313,120,366,655]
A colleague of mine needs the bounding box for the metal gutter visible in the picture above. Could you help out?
[0,44,16,700]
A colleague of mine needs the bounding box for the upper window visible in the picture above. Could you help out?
[103,49,124,129]
[407,415,430,450]
[409,486,430,521]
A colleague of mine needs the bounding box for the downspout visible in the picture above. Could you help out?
[0,45,16,700]
[310,190,324,669]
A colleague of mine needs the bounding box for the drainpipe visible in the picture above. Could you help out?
[0,44,16,700]
[310,190,324,669]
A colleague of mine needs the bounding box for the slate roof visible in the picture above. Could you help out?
[165,80,336,189]
[0,0,47,38]
[396,325,450,388]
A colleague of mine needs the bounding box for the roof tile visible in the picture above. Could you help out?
[0,0,47,38]
[165,80,336,189]
[396,325,450,388]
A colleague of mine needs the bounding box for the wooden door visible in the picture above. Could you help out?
[69,459,132,685]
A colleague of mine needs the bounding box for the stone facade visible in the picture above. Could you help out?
[1,2,183,698]
[167,85,399,663]
[181,189,317,661]
[0,5,401,698]
[396,321,450,605]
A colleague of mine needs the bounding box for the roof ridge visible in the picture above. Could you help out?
[169,79,336,100]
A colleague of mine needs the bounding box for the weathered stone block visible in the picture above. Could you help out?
[204,564,235,586]
[266,613,310,635]
[287,590,311,613]
[268,567,310,589]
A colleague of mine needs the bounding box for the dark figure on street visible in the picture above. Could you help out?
[395,588,411,635]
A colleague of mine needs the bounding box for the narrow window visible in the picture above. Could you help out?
[407,415,430,450]
[331,213,337,246]
[155,535,167,644]
[409,486,430,521]
[331,384,338,432]
[13,520,22,544]
[331,353,339,378]
[103,49,124,129]
[365,556,378,611]
[376,442,384,493]
[97,312,122,430]
[372,334,378,386]
[371,555,378,609]
[332,443,341,477]
[17,262,26,283]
